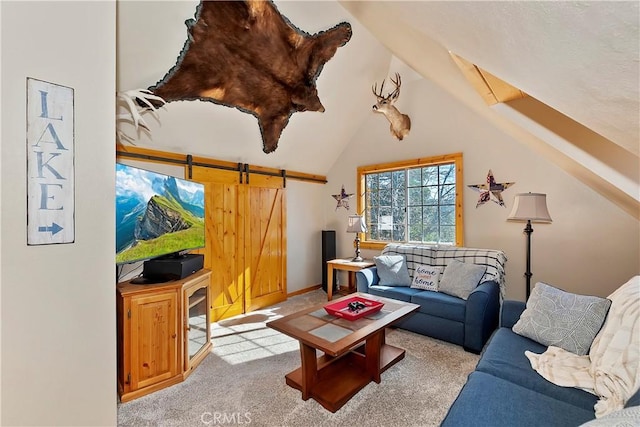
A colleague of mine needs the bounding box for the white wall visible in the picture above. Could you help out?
[326,76,640,300]
[1,2,117,425]
[286,180,327,293]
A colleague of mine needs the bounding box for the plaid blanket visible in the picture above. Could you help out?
[381,243,508,299]
[525,276,640,418]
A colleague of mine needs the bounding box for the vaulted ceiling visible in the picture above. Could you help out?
[117,1,639,218]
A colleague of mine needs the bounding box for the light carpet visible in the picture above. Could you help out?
[118,290,479,427]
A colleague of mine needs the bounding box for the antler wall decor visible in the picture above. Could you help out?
[372,73,411,140]
[116,89,166,144]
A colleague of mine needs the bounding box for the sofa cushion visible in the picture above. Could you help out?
[438,260,486,300]
[381,243,508,300]
[476,328,599,410]
[513,282,611,355]
[374,255,412,286]
[367,285,422,302]
[501,300,527,328]
[381,243,435,277]
[441,371,596,427]
[626,387,640,408]
[410,291,466,323]
[398,312,464,346]
[410,264,442,291]
[433,246,507,298]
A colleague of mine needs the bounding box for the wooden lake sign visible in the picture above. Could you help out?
[26,78,75,245]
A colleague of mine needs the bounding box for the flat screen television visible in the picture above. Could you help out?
[116,162,205,265]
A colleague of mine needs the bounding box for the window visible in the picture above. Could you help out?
[357,153,463,249]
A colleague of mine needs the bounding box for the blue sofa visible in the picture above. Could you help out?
[356,244,507,353]
[441,300,640,426]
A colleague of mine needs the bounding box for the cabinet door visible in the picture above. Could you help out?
[129,291,179,390]
[183,275,211,372]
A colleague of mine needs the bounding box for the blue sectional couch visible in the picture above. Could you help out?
[441,300,640,426]
[356,244,507,353]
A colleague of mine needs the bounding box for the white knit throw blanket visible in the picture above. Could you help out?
[525,276,640,418]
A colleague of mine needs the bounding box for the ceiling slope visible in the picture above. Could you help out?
[339,0,639,219]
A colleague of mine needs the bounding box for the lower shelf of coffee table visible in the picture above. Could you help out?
[284,343,405,412]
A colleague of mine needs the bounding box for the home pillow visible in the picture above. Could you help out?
[438,259,486,300]
[410,265,443,291]
[374,255,412,286]
[513,282,612,356]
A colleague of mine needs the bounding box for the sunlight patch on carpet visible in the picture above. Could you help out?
[210,307,299,365]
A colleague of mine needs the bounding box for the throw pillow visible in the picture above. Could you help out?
[513,282,612,356]
[410,265,443,291]
[374,255,412,286]
[580,407,640,427]
[438,259,487,300]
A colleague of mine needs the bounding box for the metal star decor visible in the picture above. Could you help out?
[468,170,515,208]
[332,185,354,210]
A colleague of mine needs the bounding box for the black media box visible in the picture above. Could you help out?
[143,254,204,281]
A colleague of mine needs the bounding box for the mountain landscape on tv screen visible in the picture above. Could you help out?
[116,165,205,264]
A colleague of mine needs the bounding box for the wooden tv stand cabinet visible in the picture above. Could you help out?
[116,269,212,402]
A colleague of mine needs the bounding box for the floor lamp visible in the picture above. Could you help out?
[507,193,552,299]
[346,215,367,262]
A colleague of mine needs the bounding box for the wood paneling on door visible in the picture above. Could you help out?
[192,167,245,321]
[244,174,287,311]
[191,168,286,321]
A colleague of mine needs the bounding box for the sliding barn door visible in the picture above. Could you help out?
[191,167,245,321]
[244,174,287,311]
[191,167,286,321]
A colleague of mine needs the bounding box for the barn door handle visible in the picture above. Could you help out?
[187,154,193,179]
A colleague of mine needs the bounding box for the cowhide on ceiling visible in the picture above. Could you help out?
[150,0,352,154]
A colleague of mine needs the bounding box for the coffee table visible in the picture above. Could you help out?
[266,292,419,412]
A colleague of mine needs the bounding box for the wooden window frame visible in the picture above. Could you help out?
[357,153,464,250]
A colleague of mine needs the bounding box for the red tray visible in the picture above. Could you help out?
[324,296,384,321]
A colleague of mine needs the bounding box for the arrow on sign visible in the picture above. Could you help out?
[38,223,64,236]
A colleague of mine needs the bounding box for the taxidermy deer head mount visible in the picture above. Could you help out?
[372,73,411,140]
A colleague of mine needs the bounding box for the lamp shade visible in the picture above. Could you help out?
[346,215,367,233]
[508,193,552,223]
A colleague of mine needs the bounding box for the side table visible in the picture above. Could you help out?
[326,258,375,300]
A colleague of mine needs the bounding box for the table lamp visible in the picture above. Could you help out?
[346,215,367,262]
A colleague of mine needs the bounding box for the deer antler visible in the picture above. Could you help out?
[116,89,166,144]
[372,73,402,102]
[390,72,401,98]
[372,79,387,100]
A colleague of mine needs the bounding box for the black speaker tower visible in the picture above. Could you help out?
[321,230,337,293]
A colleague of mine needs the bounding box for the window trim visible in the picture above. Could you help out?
[357,152,464,250]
